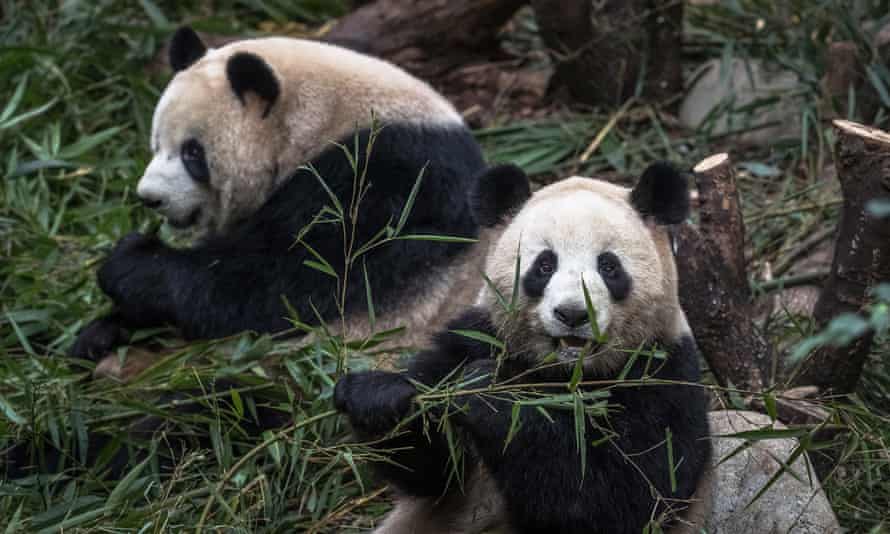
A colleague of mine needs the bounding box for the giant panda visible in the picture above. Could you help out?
[334,163,712,534]
[70,26,498,374]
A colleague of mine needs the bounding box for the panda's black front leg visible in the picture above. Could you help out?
[96,232,177,325]
[70,232,177,360]
[334,370,455,497]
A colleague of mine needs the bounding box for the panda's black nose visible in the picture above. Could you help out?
[554,306,588,328]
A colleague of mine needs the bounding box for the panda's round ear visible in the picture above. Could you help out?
[169,26,207,73]
[471,164,532,227]
[226,52,280,119]
[630,161,690,225]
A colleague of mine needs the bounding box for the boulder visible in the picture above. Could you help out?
[679,410,841,533]
[679,58,803,145]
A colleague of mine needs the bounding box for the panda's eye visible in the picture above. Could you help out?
[538,259,554,275]
[181,138,209,183]
[598,254,619,277]
[522,249,558,299]
[597,251,631,301]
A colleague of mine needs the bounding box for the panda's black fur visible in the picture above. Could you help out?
[73,123,484,355]
[335,164,711,533]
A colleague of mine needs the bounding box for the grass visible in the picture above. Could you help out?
[1,0,889,532]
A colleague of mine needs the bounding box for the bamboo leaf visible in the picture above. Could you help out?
[363,258,376,332]
[574,391,587,476]
[581,279,605,342]
[303,162,344,217]
[394,163,428,236]
[107,454,151,508]
[665,427,677,493]
[504,402,522,452]
[58,127,122,159]
[569,348,584,392]
[395,234,477,243]
[450,329,505,350]
[0,74,28,124]
[0,98,57,131]
[763,391,778,421]
[0,394,25,425]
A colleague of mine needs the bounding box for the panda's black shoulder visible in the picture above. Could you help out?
[210,121,484,252]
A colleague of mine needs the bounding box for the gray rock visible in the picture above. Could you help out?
[677,410,841,534]
[679,58,803,145]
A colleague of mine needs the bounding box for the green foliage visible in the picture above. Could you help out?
[2,0,890,531]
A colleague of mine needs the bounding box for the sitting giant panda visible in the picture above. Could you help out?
[71,27,495,371]
[335,163,712,533]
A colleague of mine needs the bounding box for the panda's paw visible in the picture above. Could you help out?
[334,371,417,436]
[97,232,166,305]
[70,315,128,362]
[456,360,509,432]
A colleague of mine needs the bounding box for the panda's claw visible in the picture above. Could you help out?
[69,315,127,362]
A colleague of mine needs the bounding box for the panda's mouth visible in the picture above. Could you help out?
[551,336,601,357]
[557,336,589,349]
[167,208,202,229]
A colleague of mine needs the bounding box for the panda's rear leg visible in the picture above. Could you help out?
[373,496,506,534]
[373,465,509,534]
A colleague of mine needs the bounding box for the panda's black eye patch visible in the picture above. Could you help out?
[181,138,209,184]
[597,251,631,301]
[523,249,557,299]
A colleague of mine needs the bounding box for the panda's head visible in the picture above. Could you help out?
[137,28,288,235]
[137,27,461,236]
[479,163,691,375]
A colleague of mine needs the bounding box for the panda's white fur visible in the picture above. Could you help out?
[139,37,462,237]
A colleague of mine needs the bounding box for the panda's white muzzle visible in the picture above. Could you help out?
[536,268,611,345]
[137,154,206,229]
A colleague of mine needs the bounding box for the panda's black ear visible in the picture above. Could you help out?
[169,26,207,72]
[471,164,532,227]
[630,161,690,225]
[226,52,280,119]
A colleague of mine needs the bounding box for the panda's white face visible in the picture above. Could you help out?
[138,80,212,230]
[137,52,289,237]
[481,177,685,373]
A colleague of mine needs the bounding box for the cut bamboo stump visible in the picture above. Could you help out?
[794,120,890,393]
[676,153,770,393]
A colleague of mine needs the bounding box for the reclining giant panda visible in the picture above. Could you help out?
[71,27,500,373]
[335,163,712,533]
[5,28,531,479]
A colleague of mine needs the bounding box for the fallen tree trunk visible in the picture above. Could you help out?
[322,0,527,78]
[793,120,890,393]
[530,0,684,107]
[675,153,771,393]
